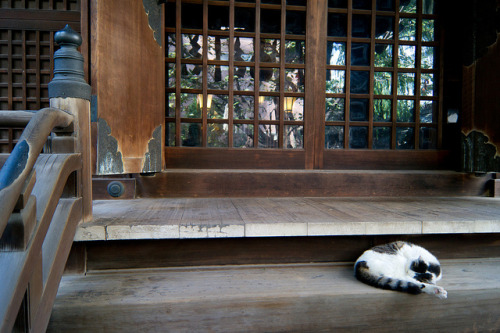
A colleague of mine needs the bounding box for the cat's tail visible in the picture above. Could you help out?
[354,260,423,295]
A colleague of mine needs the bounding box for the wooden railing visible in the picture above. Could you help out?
[0,25,91,333]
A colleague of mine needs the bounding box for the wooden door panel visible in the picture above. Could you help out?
[92,0,164,174]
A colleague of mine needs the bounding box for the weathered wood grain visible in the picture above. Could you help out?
[0,108,73,238]
[132,169,493,198]
[49,259,500,332]
[78,196,500,241]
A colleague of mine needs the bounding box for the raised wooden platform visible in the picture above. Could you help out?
[48,259,500,332]
[75,197,500,241]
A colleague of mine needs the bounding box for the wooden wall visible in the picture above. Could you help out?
[91,0,164,175]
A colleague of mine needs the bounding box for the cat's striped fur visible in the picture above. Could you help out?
[354,241,447,299]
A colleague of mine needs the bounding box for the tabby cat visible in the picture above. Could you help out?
[354,241,447,299]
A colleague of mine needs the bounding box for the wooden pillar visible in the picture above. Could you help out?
[48,25,92,223]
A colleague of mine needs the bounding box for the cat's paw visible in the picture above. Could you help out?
[433,286,447,299]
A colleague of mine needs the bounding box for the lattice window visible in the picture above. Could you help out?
[0,1,80,152]
[165,0,307,149]
[324,0,441,150]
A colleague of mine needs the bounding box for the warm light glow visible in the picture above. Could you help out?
[284,97,297,111]
[259,95,266,105]
[197,94,213,109]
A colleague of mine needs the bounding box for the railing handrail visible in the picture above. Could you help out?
[0,108,74,237]
[0,110,35,127]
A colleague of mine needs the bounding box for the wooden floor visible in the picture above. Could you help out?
[48,258,500,332]
[76,197,500,241]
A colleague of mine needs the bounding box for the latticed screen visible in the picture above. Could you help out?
[325,0,440,150]
[165,0,307,149]
[0,0,80,152]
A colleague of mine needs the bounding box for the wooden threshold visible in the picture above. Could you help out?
[76,196,500,241]
[49,259,500,332]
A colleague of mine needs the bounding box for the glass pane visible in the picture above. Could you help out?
[181,123,202,147]
[423,0,435,14]
[167,34,176,58]
[398,45,416,68]
[327,42,346,66]
[208,5,229,31]
[207,123,228,147]
[208,36,229,61]
[259,125,279,148]
[166,122,175,147]
[284,97,304,121]
[285,40,305,64]
[326,98,345,121]
[420,100,436,123]
[422,19,435,42]
[353,0,371,9]
[374,44,393,67]
[374,72,392,95]
[182,34,203,59]
[325,126,344,149]
[285,69,305,92]
[328,0,347,7]
[376,16,394,39]
[350,71,370,94]
[421,46,435,69]
[260,68,280,92]
[165,2,176,28]
[399,0,416,13]
[262,0,280,3]
[259,96,279,120]
[234,124,254,148]
[421,73,435,96]
[447,109,459,124]
[261,9,281,34]
[286,10,306,35]
[351,43,370,66]
[373,127,391,149]
[287,0,307,5]
[284,125,304,149]
[352,15,371,38]
[261,39,280,63]
[326,70,345,93]
[397,100,414,122]
[180,93,201,118]
[166,93,176,118]
[350,99,369,121]
[349,127,368,149]
[396,127,414,149]
[420,127,437,149]
[377,0,395,11]
[234,95,255,119]
[181,64,202,89]
[234,37,254,62]
[234,66,254,91]
[397,73,415,95]
[208,65,229,90]
[182,3,203,29]
[399,18,416,41]
[208,95,229,119]
[166,63,176,88]
[374,99,392,122]
[235,7,255,32]
[328,13,347,37]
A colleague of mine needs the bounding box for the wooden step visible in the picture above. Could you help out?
[48,259,500,332]
[93,170,494,199]
[75,196,500,241]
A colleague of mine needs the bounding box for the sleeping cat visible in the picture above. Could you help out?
[354,241,447,299]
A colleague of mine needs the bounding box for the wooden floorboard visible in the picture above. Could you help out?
[75,197,500,241]
[48,259,500,332]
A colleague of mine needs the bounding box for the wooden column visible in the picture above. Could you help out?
[48,25,92,223]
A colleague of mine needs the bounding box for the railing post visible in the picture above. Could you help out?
[48,25,92,222]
